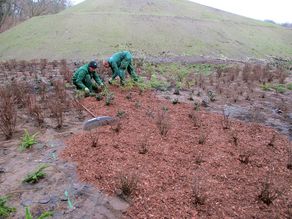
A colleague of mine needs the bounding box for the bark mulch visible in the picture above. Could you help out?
[61,86,292,218]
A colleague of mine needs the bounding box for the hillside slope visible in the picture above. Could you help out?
[0,0,291,60]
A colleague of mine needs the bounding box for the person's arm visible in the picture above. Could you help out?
[93,72,104,85]
[75,70,87,90]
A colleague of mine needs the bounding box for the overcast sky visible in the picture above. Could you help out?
[71,0,292,23]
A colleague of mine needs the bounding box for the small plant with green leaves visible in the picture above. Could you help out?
[207,90,216,102]
[260,83,273,91]
[25,207,53,219]
[105,92,114,106]
[194,102,200,111]
[23,164,48,184]
[0,196,16,218]
[116,110,126,118]
[287,83,292,90]
[96,93,103,101]
[149,74,169,91]
[273,84,286,94]
[20,129,38,151]
[172,98,179,105]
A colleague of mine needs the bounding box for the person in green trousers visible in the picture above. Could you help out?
[72,61,104,95]
[103,51,138,85]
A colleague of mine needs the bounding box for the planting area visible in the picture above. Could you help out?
[0,59,291,218]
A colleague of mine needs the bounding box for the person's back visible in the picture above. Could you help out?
[109,51,131,67]
[72,61,103,93]
[72,64,88,83]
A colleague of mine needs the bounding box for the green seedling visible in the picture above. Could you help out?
[25,207,53,219]
[20,129,38,151]
[0,196,16,217]
[105,92,114,106]
[23,164,48,184]
[116,110,126,118]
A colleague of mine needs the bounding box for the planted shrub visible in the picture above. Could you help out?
[0,85,17,139]
[117,174,138,200]
[23,164,48,184]
[287,147,292,170]
[105,93,114,106]
[25,206,53,219]
[222,109,231,130]
[0,196,16,217]
[258,181,280,206]
[20,129,38,151]
[188,111,201,128]
[156,108,170,137]
[191,178,206,207]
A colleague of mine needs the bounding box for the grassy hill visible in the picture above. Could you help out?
[0,0,291,60]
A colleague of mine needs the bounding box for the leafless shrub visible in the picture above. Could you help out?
[231,130,239,146]
[40,59,48,70]
[53,79,68,107]
[258,180,281,206]
[145,108,155,119]
[215,66,224,78]
[18,60,28,72]
[72,100,84,119]
[198,128,207,145]
[60,59,72,83]
[286,204,292,219]
[38,81,47,101]
[156,108,170,137]
[191,177,206,207]
[0,85,17,139]
[12,81,31,107]
[287,147,292,170]
[238,153,250,164]
[51,60,59,68]
[48,96,65,129]
[242,63,252,82]
[27,95,44,126]
[117,173,138,200]
[222,109,231,130]
[194,153,204,165]
[188,111,201,128]
[138,141,148,155]
[209,75,214,85]
[48,81,68,129]
[267,134,276,147]
[111,121,122,134]
[277,68,288,84]
[252,64,263,82]
[88,129,99,147]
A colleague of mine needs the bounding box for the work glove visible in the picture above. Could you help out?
[84,87,90,94]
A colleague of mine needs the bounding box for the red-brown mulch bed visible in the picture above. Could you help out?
[61,86,292,218]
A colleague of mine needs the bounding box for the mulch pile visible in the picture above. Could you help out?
[61,86,292,218]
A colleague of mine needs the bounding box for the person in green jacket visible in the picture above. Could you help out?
[72,61,104,94]
[103,51,138,85]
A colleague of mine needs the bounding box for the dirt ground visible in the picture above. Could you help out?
[0,59,291,218]
[0,109,129,219]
